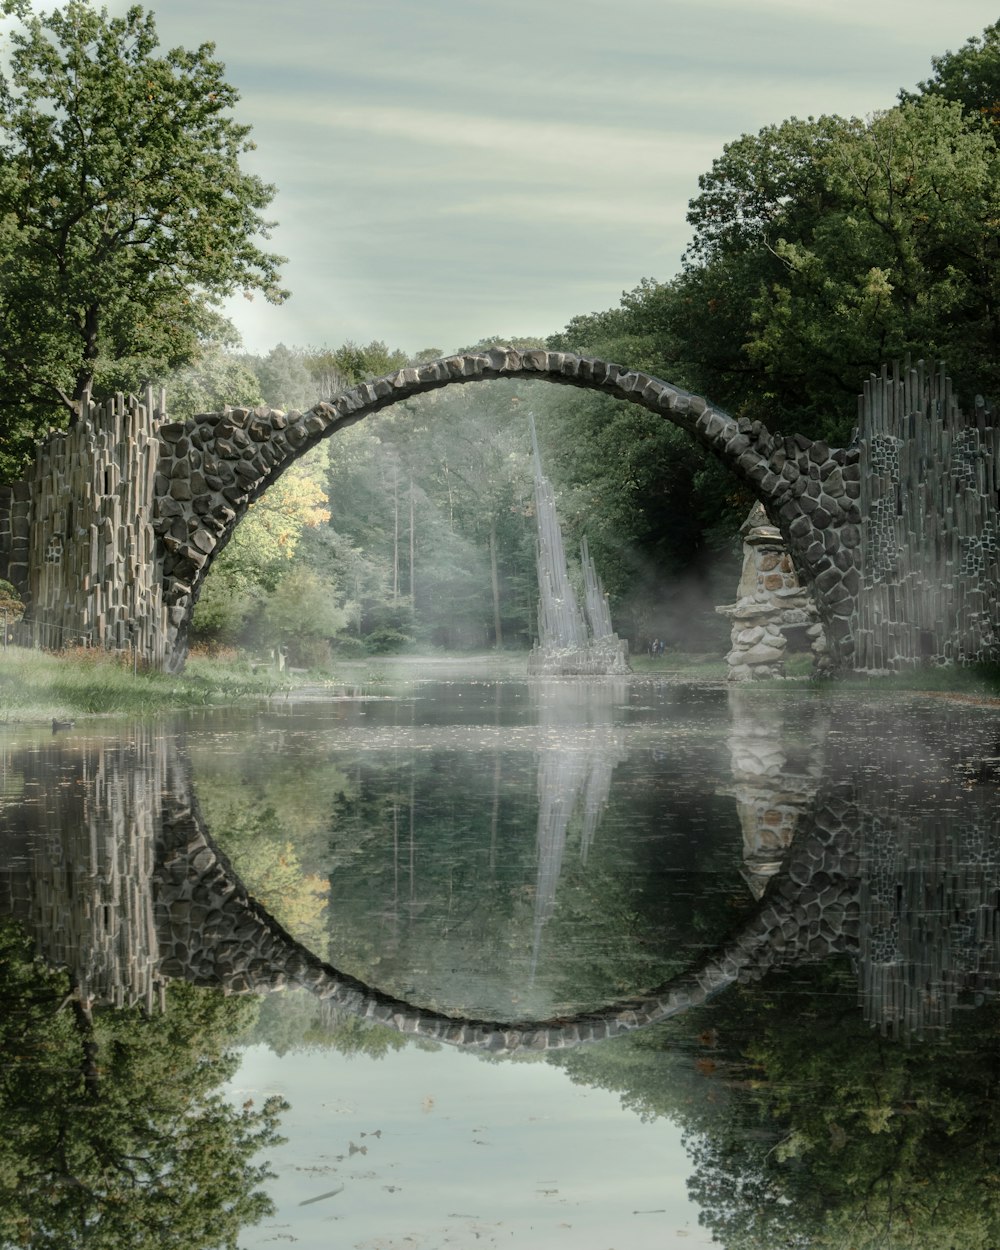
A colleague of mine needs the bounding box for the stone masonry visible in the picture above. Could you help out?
[0,349,864,671]
[717,501,830,680]
[0,352,997,673]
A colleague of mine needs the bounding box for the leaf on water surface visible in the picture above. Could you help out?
[297,1183,345,1206]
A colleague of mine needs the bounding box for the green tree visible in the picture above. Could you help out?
[163,331,264,421]
[746,98,1000,417]
[246,342,320,411]
[304,339,408,395]
[0,1,286,479]
[907,19,1000,126]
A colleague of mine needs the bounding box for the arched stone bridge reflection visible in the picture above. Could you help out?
[155,780,858,1052]
[5,695,999,1047]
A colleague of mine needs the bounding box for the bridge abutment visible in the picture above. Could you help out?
[0,391,173,666]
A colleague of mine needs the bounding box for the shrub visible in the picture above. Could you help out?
[363,627,412,655]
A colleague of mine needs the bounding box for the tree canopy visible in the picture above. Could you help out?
[0,0,286,478]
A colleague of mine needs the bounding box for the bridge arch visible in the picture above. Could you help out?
[154,348,861,670]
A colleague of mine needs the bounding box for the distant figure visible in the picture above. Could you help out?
[649,638,662,658]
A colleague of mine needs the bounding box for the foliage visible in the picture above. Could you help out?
[0,919,287,1249]
[246,342,319,411]
[163,333,264,420]
[257,565,348,666]
[0,1,286,480]
[191,447,332,647]
[251,991,406,1060]
[203,802,330,956]
[558,23,1000,439]
[304,339,408,394]
[907,19,1000,125]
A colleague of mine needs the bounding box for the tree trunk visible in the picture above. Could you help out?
[409,477,415,602]
[392,465,399,603]
[489,517,503,649]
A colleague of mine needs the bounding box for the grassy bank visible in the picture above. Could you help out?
[3,643,997,725]
[0,646,310,723]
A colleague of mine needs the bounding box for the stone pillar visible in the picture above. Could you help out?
[717,503,829,681]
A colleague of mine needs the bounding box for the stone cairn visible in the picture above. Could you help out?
[717,502,831,680]
[526,414,629,676]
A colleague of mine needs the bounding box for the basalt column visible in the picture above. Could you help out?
[0,390,170,665]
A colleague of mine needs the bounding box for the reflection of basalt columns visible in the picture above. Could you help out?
[0,728,169,1011]
[858,773,1000,1038]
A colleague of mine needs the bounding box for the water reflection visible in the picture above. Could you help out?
[3,691,1000,1041]
[527,679,628,978]
[2,681,1000,1246]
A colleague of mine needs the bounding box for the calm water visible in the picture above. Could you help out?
[2,671,1000,1248]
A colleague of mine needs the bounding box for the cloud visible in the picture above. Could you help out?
[254,100,712,173]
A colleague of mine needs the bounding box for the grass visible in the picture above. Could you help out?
[630,651,729,681]
[0,645,312,723]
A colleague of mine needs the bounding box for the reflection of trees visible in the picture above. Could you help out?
[690,967,1000,1250]
[0,918,286,1250]
[557,963,1000,1250]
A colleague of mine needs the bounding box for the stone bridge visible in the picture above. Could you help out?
[0,349,865,670]
[1,351,997,672]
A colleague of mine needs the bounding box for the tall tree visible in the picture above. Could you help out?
[0,1,286,478]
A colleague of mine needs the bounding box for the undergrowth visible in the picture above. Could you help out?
[0,645,304,723]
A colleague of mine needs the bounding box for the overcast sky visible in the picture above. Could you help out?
[108,1,1000,356]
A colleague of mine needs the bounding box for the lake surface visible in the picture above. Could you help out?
[2,669,1000,1248]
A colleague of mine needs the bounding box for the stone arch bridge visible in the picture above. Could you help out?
[0,349,996,672]
[0,348,864,671]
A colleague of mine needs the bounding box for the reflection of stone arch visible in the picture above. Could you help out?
[152,349,862,670]
[154,788,858,1053]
